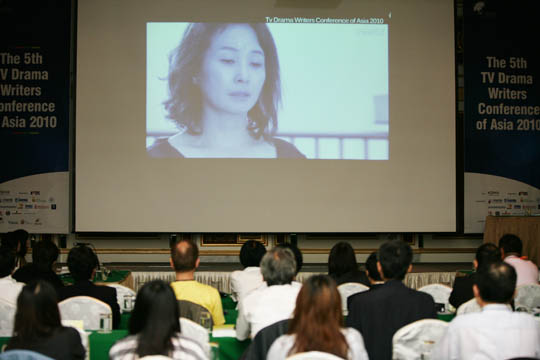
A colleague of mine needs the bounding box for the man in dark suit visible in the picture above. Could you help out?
[346,240,437,360]
[449,243,501,309]
[58,244,120,328]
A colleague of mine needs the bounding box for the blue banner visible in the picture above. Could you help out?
[0,0,71,233]
[463,0,540,232]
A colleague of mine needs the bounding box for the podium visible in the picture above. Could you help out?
[483,216,540,266]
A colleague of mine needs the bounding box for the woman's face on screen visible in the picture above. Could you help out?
[198,24,266,117]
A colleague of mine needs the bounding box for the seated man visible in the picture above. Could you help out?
[13,240,64,293]
[364,251,384,289]
[236,246,300,340]
[58,244,121,329]
[169,238,225,326]
[499,233,539,286]
[0,247,24,304]
[230,240,266,302]
[433,262,540,359]
[449,243,501,309]
[346,240,436,360]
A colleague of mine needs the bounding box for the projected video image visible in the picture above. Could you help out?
[146,22,389,159]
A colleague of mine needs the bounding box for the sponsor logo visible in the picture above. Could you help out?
[487,191,499,196]
[15,198,28,202]
[475,200,486,203]
[2,198,13,203]
[8,221,18,225]
[35,205,49,209]
[488,199,503,204]
[495,211,501,216]
[0,205,16,209]
[51,204,56,210]
[504,199,517,203]
[0,190,9,195]
[507,192,517,195]
[34,219,42,225]
[488,205,506,209]
[25,205,33,209]
[23,212,36,215]
[48,197,55,203]
[13,211,22,215]
[17,203,24,209]
[30,191,40,195]
[18,192,28,195]
[513,205,521,209]
[5,211,11,216]
[518,191,528,196]
[523,205,536,209]
[507,204,513,209]
[521,199,535,203]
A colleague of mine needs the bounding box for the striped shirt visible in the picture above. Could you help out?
[108,333,208,360]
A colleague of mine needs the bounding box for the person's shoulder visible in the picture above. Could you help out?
[272,138,306,159]
[194,280,220,297]
[147,137,184,158]
[109,335,138,358]
[173,333,207,358]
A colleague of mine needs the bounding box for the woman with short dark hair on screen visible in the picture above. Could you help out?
[267,275,369,360]
[147,23,305,159]
[108,280,207,360]
[6,280,85,360]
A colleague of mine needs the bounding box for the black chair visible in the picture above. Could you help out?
[240,319,290,360]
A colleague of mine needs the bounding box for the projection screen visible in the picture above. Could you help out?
[75,0,456,232]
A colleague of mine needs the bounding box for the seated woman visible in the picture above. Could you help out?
[267,275,369,359]
[230,240,266,302]
[6,280,85,360]
[328,242,369,286]
[109,280,207,360]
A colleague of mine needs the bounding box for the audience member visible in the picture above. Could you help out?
[236,247,300,340]
[169,238,225,326]
[328,241,369,287]
[0,247,24,304]
[6,280,85,360]
[0,229,29,270]
[277,243,303,275]
[13,240,64,293]
[58,244,121,329]
[449,243,501,309]
[109,280,207,360]
[230,240,266,302]
[433,262,540,359]
[499,234,539,286]
[267,275,369,360]
[364,251,384,288]
[346,240,436,360]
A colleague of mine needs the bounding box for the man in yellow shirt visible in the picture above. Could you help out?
[170,238,225,326]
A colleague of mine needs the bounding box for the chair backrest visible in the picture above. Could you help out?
[58,296,112,330]
[0,298,17,337]
[286,351,345,359]
[392,319,448,360]
[514,283,540,313]
[455,298,481,315]
[106,283,136,313]
[241,319,289,360]
[179,317,210,356]
[177,300,213,326]
[418,284,452,310]
[337,282,369,315]
[0,350,54,360]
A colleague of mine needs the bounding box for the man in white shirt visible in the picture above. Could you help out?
[0,247,25,304]
[236,246,300,340]
[230,240,266,303]
[432,262,540,360]
[499,234,539,286]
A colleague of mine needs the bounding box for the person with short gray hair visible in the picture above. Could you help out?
[236,247,300,340]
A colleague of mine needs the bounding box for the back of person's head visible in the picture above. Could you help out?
[1,230,28,259]
[474,262,516,304]
[289,275,348,358]
[0,247,16,277]
[239,240,266,268]
[170,238,199,272]
[365,251,382,282]
[475,243,501,270]
[32,240,59,272]
[129,280,180,357]
[9,281,61,347]
[67,244,99,281]
[277,243,303,274]
[498,234,522,256]
[328,241,358,277]
[260,247,296,286]
[378,240,413,280]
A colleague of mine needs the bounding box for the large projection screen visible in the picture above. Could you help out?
[75,0,456,233]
